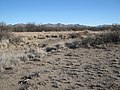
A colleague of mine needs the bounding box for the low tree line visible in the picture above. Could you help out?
[0,22,120,32]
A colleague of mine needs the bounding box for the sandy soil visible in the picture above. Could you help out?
[0,32,120,90]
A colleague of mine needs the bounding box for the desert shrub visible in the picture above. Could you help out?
[0,30,22,45]
[68,33,80,38]
[65,41,79,49]
[45,46,57,52]
[0,31,13,40]
[0,22,15,41]
[65,31,120,49]
[81,31,120,47]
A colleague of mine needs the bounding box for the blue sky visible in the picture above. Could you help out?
[0,0,120,26]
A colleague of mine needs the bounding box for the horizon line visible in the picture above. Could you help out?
[1,21,120,27]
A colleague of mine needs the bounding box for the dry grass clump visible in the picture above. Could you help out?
[0,51,21,73]
[18,48,47,62]
[65,31,120,49]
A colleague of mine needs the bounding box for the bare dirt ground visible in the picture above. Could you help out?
[0,31,120,90]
